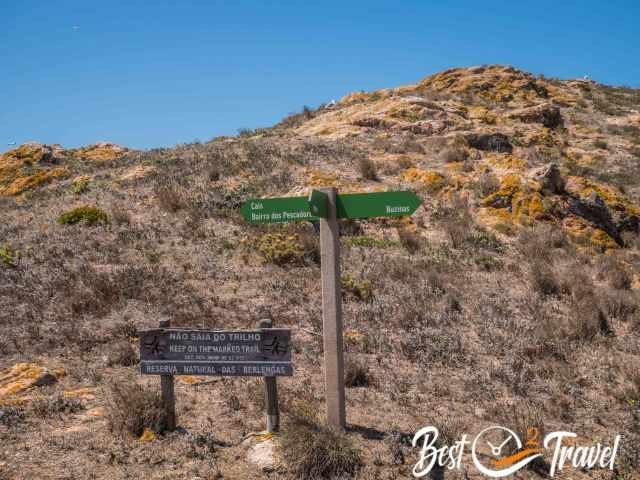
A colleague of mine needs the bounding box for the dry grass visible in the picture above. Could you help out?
[434,194,473,248]
[280,405,362,479]
[344,356,373,388]
[104,377,167,437]
[357,157,378,181]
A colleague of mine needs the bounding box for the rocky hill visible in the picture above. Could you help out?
[1,65,639,479]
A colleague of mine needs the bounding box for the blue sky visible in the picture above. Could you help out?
[2,1,639,149]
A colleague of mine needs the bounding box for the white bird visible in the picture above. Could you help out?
[72,25,80,31]
[7,141,16,146]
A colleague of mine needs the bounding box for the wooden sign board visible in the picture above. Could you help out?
[139,328,292,376]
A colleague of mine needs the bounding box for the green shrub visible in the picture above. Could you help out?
[58,206,109,226]
[248,232,318,266]
[0,244,20,267]
[346,235,398,249]
[342,274,372,301]
[70,178,90,195]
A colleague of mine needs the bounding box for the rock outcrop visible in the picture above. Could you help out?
[510,103,563,129]
[466,133,513,153]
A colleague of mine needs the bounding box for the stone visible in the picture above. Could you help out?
[246,438,277,472]
[531,162,565,194]
[568,192,623,246]
[466,133,513,153]
[510,103,563,129]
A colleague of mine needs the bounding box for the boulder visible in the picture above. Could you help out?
[0,363,65,400]
[400,122,433,135]
[510,103,563,129]
[466,133,513,153]
[39,144,66,164]
[531,163,565,194]
[246,438,277,471]
[568,192,623,246]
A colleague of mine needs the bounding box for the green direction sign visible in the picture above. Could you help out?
[241,190,421,224]
[336,191,421,220]
[241,196,318,224]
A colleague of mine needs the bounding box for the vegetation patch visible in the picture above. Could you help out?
[345,235,398,249]
[280,404,362,479]
[70,176,91,195]
[58,206,109,226]
[104,378,167,437]
[342,273,372,301]
[402,167,446,192]
[245,232,319,266]
[0,244,21,268]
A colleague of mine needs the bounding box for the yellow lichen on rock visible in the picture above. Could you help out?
[0,143,69,196]
[418,65,554,103]
[70,142,127,162]
[0,363,66,401]
[512,191,545,223]
[467,106,497,125]
[563,216,619,250]
[565,176,640,217]
[401,168,446,191]
[307,169,339,187]
[526,127,557,147]
[485,154,528,171]
[482,173,522,206]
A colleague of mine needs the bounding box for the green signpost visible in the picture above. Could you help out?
[241,190,420,224]
[240,187,422,430]
[336,191,421,220]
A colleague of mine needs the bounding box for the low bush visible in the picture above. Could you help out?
[58,206,109,226]
[280,404,362,479]
[346,235,398,249]
[70,177,90,195]
[0,244,20,268]
[31,394,84,418]
[105,340,138,367]
[434,195,473,248]
[357,157,378,181]
[529,262,559,296]
[249,232,318,267]
[154,184,186,213]
[344,357,373,387]
[439,145,469,163]
[397,227,424,253]
[104,378,167,437]
[342,274,372,301]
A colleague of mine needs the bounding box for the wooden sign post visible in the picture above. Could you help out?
[318,187,346,430]
[258,318,280,432]
[241,188,421,430]
[158,319,176,431]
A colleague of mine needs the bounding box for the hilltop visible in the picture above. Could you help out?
[1,65,639,479]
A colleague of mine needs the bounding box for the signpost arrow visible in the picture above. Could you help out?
[240,196,318,224]
[336,190,421,219]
